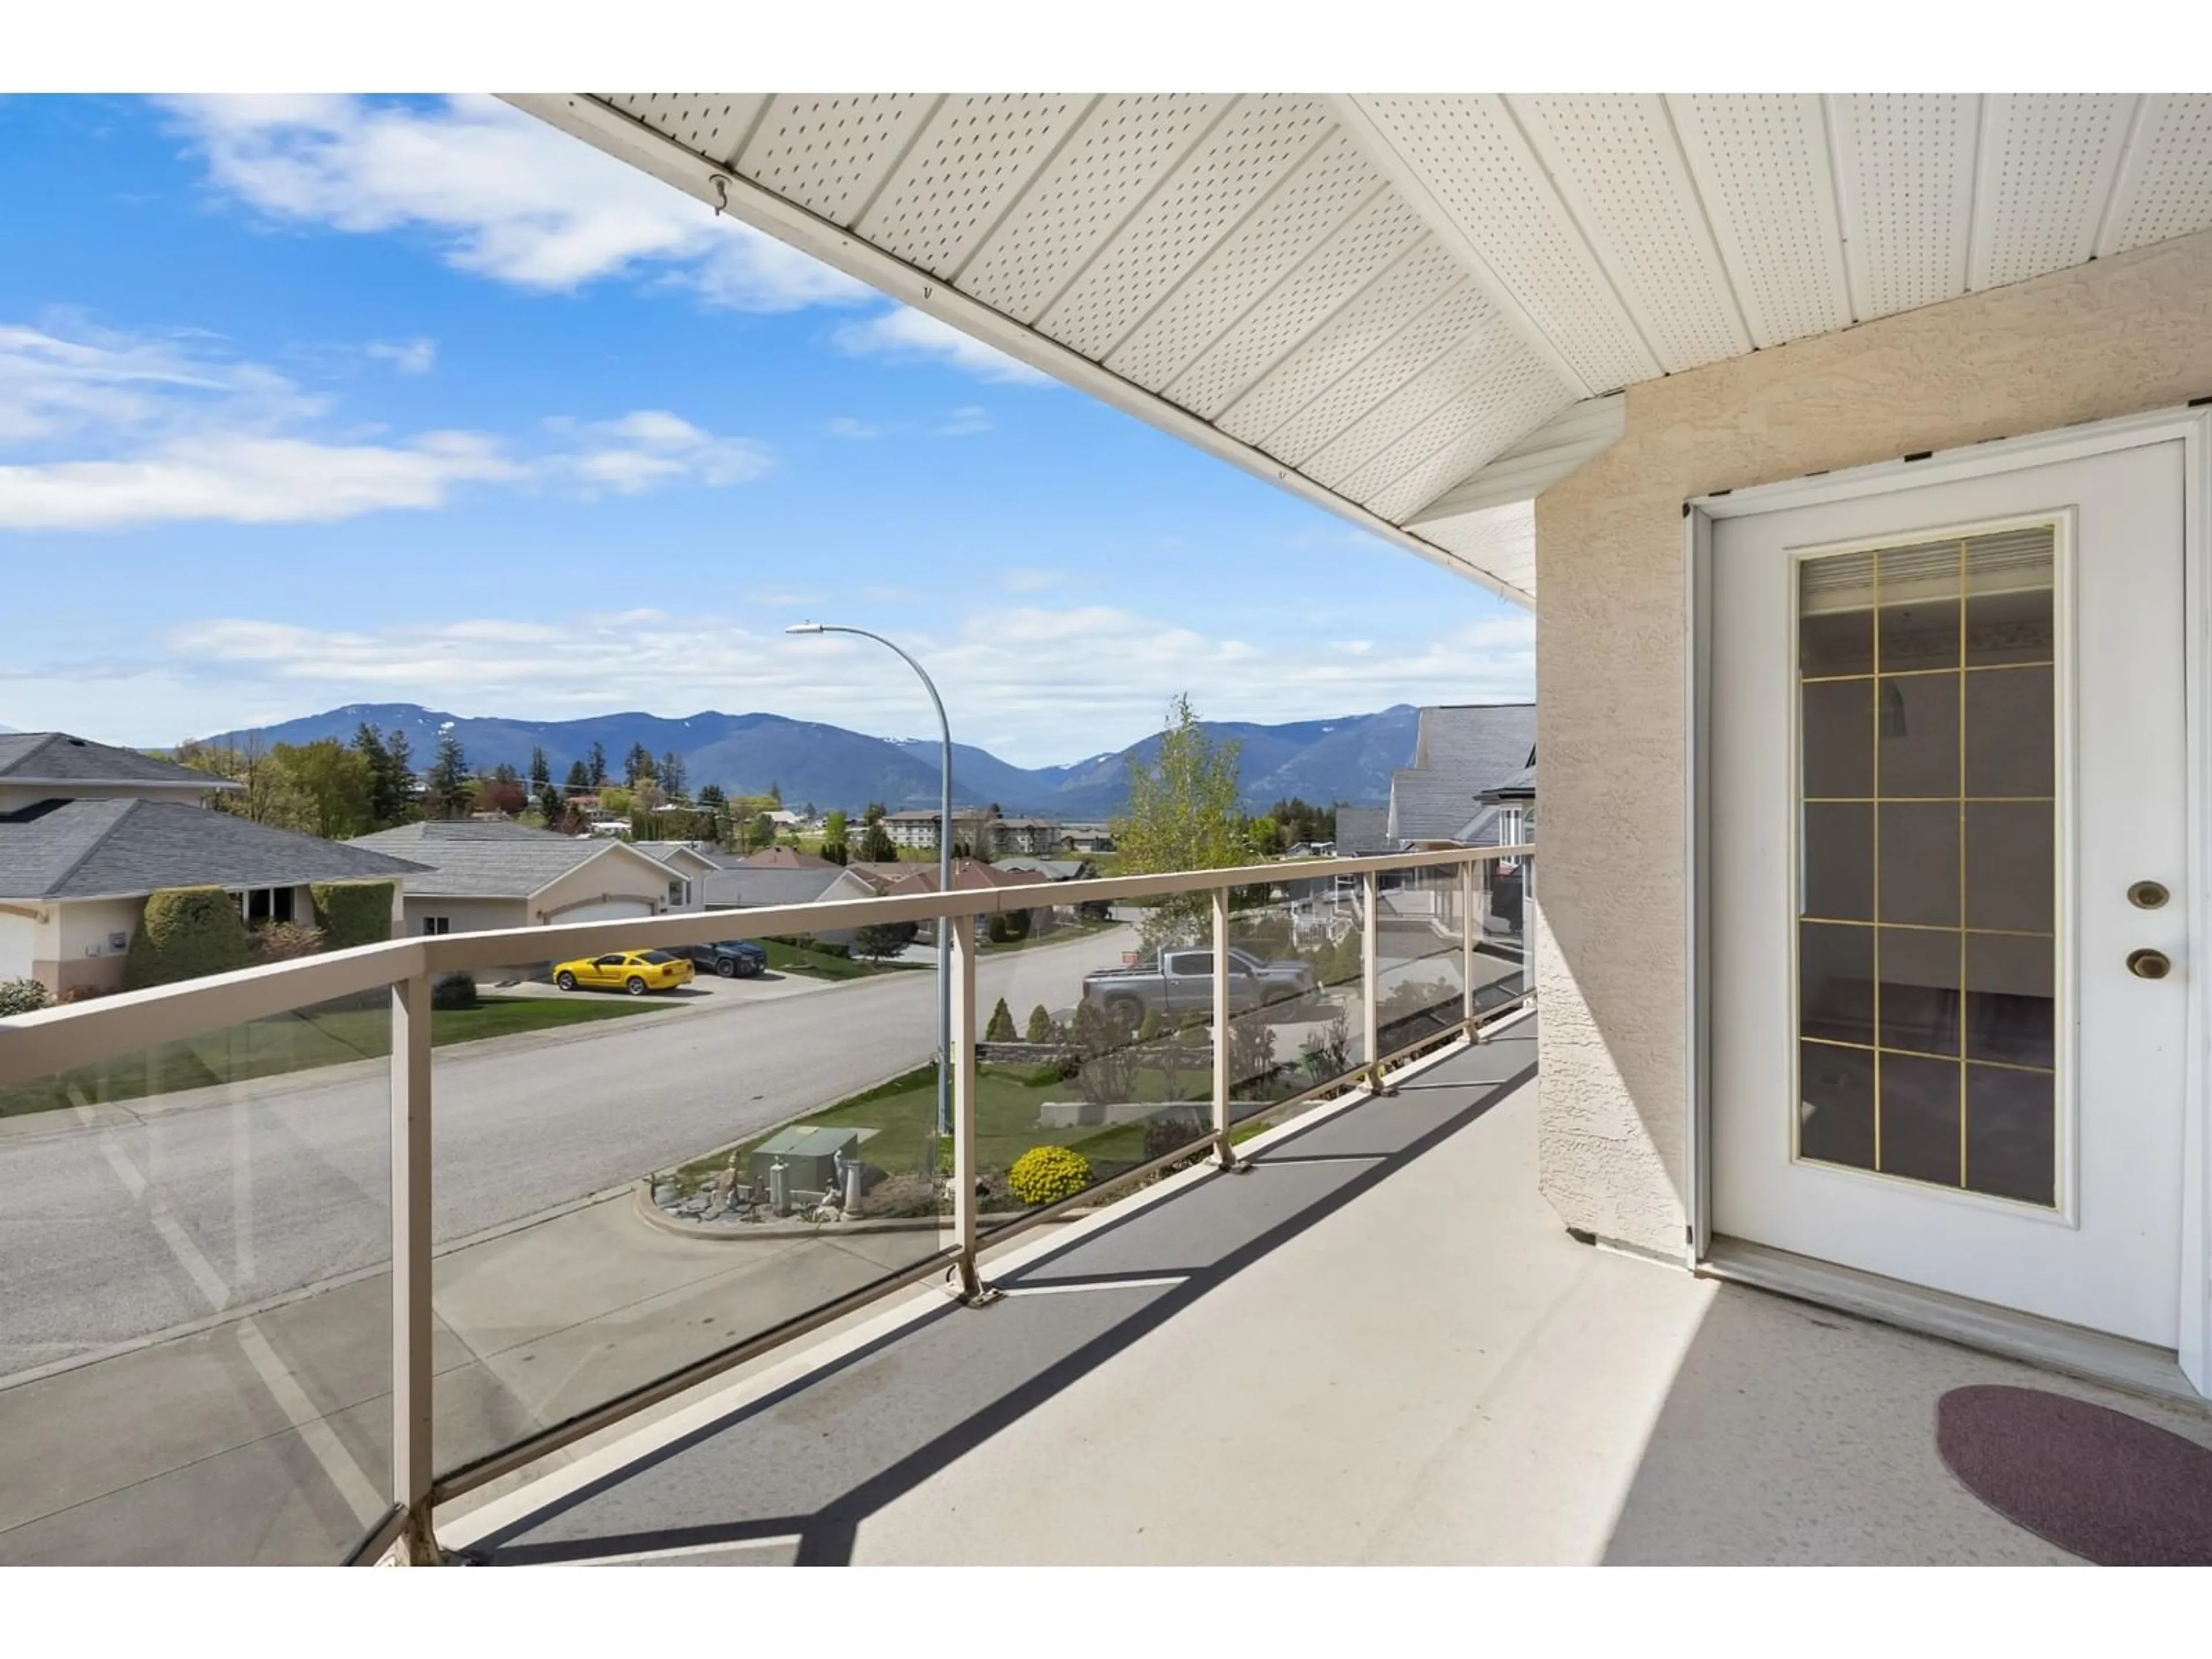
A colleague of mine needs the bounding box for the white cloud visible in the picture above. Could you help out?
[936,404,992,437]
[0,319,773,529]
[832,308,1051,385]
[14,601,1536,766]
[365,337,436,374]
[161,95,870,312]
[1000,567,1057,593]
[824,416,887,440]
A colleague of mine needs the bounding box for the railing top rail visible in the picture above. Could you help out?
[0,843,1531,1088]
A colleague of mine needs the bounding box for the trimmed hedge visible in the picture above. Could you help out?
[311,880,397,950]
[123,887,249,990]
[0,978,52,1016]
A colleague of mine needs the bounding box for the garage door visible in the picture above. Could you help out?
[551,899,654,925]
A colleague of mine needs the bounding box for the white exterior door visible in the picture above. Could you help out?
[1709,438,2190,1347]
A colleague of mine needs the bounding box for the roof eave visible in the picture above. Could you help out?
[501,93,1534,611]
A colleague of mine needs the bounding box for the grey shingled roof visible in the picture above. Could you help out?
[1332,806,1393,857]
[700,865,868,909]
[1479,763,1537,800]
[0,798,426,901]
[1385,704,1537,843]
[348,820,678,898]
[0,732,240,791]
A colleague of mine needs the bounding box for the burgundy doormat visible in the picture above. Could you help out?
[1935,1384,2212,1565]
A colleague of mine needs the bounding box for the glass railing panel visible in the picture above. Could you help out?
[1372,860,1471,1058]
[1474,851,1532,1012]
[422,952,955,1483]
[970,887,1205,1226]
[0,994,395,1565]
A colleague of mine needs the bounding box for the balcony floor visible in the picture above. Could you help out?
[449,1027,2212,1566]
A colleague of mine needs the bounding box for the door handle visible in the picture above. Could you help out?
[2127,948,2173,980]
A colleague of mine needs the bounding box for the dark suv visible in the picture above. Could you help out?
[676,939,768,979]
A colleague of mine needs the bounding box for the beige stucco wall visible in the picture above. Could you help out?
[1534,224,2212,1256]
[29,897,149,995]
[400,895,530,936]
[532,850,672,924]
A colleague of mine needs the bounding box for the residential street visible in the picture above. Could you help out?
[0,923,1148,1378]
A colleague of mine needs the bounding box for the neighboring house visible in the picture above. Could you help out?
[0,797,422,996]
[736,846,835,870]
[842,861,905,894]
[1331,806,1393,859]
[345,821,691,943]
[699,863,880,946]
[1383,703,1537,848]
[992,856,1096,882]
[1458,763,1536,850]
[993,817,1062,855]
[883,858,1056,940]
[626,840,724,909]
[1057,822,1115,854]
[0,731,238,814]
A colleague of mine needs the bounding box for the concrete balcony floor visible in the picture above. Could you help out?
[447,1026,2212,1566]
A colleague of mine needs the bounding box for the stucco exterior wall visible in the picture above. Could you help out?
[531,852,671,924]
[1534,224,2212,1256]
[400,896,530,936]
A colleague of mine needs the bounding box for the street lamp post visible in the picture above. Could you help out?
[786,623,954,1141]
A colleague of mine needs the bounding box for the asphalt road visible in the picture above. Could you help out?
[0,926,1153,1377]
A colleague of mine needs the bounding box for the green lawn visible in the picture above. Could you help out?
[0,994,665,1120]
[669,1058,1215,1199]
[759,940,927,980]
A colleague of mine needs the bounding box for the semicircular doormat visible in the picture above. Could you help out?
[1936,1384,2212,1565]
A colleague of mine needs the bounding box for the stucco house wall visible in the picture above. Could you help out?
[1534,224,2212,1256]
[531,853,674,925]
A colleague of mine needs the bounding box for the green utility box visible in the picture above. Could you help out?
[749,1126,861,1195]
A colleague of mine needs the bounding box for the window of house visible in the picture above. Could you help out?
[237,886,296,926]
[421,916,452,937]
[668,880,687,907]
[1497,808,1525,847]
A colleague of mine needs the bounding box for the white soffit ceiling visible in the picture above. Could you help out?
[512,94,2212,608]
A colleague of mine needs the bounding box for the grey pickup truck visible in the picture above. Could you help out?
[1081,946,1319,1031]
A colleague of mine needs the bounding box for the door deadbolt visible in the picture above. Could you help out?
[2128,880,2170,910]
[2127,949,2173,980]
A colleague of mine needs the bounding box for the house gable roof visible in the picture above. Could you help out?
[1386,704,1537,843]
[0,798,426,902]
[700,864,870,909]
[346,819,682,899]
[0,732,240,792]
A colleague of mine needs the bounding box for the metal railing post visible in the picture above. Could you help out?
[388,973,439,1564]
[1460,860,1476,1031]
[948,907,991,1302]
[1211,886,1240,1171]
[1363,869,1387,1095]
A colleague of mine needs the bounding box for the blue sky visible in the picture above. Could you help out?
[0,94,1532,765]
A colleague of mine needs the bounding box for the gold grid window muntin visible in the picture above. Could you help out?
[1795,522,2059,1208]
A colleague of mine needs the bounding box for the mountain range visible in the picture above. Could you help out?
[192,702,1425,816]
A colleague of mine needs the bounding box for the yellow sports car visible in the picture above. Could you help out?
[552,949,695,995]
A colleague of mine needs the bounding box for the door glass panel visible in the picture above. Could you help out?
[1796,522,2058,1205]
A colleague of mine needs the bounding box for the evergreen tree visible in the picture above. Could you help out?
[586,741,608,789]
[425,732,472,819]
[658,749,688,801]
[528,746,550,791]
[565,758,591,795]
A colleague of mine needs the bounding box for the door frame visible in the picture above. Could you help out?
[1683,402,2212,1395]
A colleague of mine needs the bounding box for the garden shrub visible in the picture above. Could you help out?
[1009,1145,1092,1206]
[1137,1006,1165,1043]
[430,971,479,1010]
[852,921,918,960]
[123,887,249,989]
[310,880,397,950]
[0,978,51,1016]
[1024,1003,1054,1043]
[984,997,1016,1041]
[986,913,1012,945]
[1002,907,1032,942]
[251,921,325,965]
